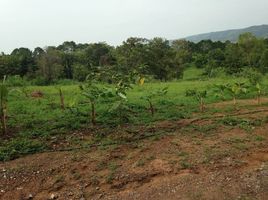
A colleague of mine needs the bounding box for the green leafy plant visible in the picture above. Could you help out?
[186,89,207,112]
[80,75,112,125]
[0,76,8,134]
[212,84,228,100]
[224,82,248,107]
[109,73,135,124]
[252,83,263,105]
[141,87,168,116]
[248,81,266,105]
[55,86,65,110]
[242,68,264,105]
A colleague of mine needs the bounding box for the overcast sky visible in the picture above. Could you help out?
[0,0,268,53]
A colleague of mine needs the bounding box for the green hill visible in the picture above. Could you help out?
[185,24,268,42]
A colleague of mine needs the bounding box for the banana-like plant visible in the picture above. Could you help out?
[80,75,112,125]
[141,87,168,116]
[212,84,228,100]
[250,82,265,105]
[55,86,65,110]
[108,75,134,124]
[186,89,207,112]
[225,82,248,107]
[0,76,8,134]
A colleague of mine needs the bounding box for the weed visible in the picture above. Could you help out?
[96,160,107,171]
[0,138,46,161]
[108,162,119,171]
[233,143,248,151]
[54,175,65,184]
[135,159,146,167]
[106,172,115,184]
[254,136,265,141]
[177,151,189,157]
[180,159,192,169]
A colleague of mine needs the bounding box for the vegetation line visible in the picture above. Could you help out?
[38,132,165,154]
[29,108,268,154]
[189,109,268,124]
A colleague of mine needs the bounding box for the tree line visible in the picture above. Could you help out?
[1,33,268,84]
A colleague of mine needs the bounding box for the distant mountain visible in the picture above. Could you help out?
[184,25,268,43]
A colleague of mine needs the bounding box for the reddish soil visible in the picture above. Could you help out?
[1,101,268,200]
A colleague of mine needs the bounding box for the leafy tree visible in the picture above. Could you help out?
[238,33,259,66]
[147,38,182,81]
[83,42,115,68]
[11,48,35,76]
[72,64,90,81]
[36,47,63,83]
[0,55,20,77]
[172,39,193,65]
[242,68,263,85]
[193,53,208,68]
[224,43,244,74]
[61,52,75,79]
[115,37,148,74]
[57,41,77,52]
[260,49,268,73]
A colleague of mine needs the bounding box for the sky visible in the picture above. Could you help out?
[0,0,268,53]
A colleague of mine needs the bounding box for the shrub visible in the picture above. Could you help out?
[0,138,46,161]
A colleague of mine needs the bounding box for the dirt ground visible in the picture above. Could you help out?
[0,101,268,200]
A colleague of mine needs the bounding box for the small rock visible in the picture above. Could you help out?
[68,192,73,196]
[28,194,33,199]
[0,190,4,193]
[49,194,58,199]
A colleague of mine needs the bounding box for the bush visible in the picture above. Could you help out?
[30,76,50,86]
[73,64,90,82]
[240,68,263,85]
[6,75,29,87]
[0,138,46,161]
[53,79,78,85]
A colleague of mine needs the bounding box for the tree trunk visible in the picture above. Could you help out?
[257,93,261,105]
[233,97,236,105]
[200,98,204,112]
[149,101,155,117]
[59,89,65,110]
[91,102,96,126]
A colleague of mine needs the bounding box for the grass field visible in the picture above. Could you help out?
[1,68,268,161]
[1,68,268,199]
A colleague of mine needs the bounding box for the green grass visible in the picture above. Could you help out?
[1,68,268,161]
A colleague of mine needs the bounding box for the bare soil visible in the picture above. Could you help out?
[1,100,268,200]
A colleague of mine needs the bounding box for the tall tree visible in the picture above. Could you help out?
[11,48,34,76]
